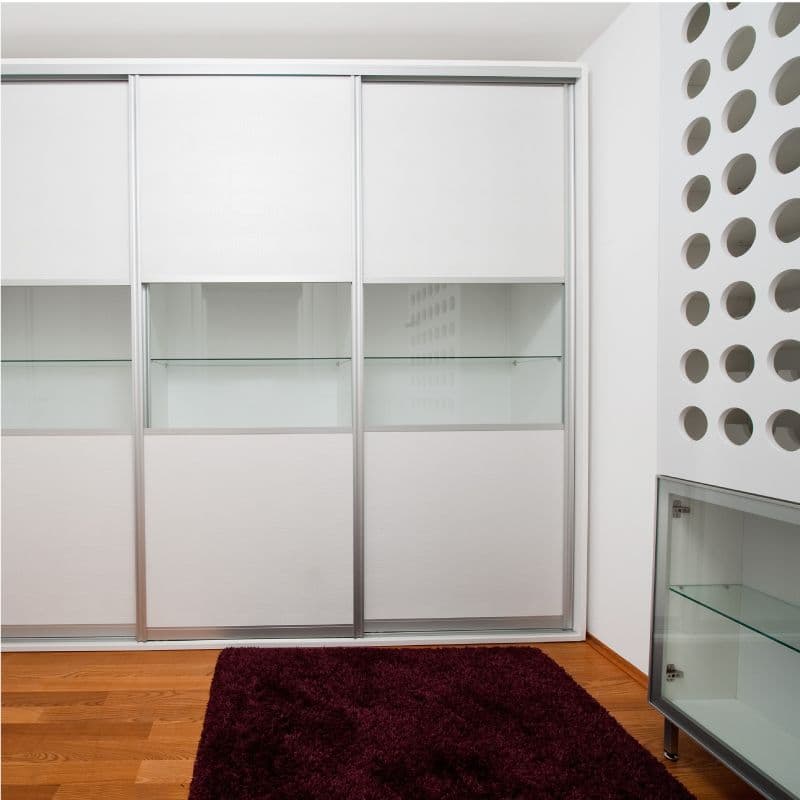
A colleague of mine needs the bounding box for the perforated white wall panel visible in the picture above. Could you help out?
[659,3,800,503]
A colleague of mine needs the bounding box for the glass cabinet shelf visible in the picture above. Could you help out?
[150,357,351,366]
[147,283,352,429]
[669,584,800,654]
[364,283,565,427]
[2,359,131,365]
[364,355,562,362]
[1,286,133,431]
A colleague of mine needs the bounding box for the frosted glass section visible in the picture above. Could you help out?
[364,283,563,426]
[656,480,800,799]
[1,286,132,429]
[148,283,351,429]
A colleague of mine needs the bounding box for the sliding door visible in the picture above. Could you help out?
[1,82,136,639]
[361,81,571,632]
[137,77,356,637]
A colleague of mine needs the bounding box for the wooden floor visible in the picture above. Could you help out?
[2,642,760,800]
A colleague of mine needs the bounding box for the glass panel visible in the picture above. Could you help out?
[1,286,132,429]
[670,584,800,653]
[364,283,563,426]
[148,283,351,429]
[656,479,800,797]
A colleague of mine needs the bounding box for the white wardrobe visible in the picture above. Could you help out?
[1,64,585,645]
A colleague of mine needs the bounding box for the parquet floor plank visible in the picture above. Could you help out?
[0,787,59,800]
[1,643,761,799]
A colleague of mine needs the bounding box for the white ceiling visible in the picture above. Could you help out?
[1,2,626,61]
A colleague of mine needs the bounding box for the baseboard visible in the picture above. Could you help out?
[1,629,586,652]
[586,633,648,688]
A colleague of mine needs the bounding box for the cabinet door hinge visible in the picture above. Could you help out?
[672,500,691,519]
[666,663,684,682]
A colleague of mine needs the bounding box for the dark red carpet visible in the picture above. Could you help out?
[189,646,694,800]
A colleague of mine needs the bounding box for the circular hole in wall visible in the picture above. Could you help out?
[725,26,756,70]
[771,339,800,381]
[724,217,756,256]
[772,198,800,242]
[684,175,711,210]
[724,90,756,132]
[773,57,800,105]
[723,281,756,318]
[723,345,755,381]
[685,59,711,98]
[727,2,740,8]
[770,409,800,451]
[771,268,800,311]
[684,233,710,267]
[685,117,711,154]
[772,128,800,174]
[686,3,711,42]
[722,408,754,444]
[773,3,800,37]
[683,349,709,382]
[682,406,708,440]
[684,291,710,325]
[724,153,756,194]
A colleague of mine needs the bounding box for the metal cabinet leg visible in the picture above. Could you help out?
[663,718,679,762]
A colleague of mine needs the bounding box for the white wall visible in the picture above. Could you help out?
[580,3,661,673]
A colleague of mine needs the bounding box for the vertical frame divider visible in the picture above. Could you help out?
[561,80,577,631]
[128,74,148,641]
[572,71,590,637]
[352,75,366,637]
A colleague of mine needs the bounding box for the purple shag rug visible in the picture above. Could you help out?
[189,646,694,800]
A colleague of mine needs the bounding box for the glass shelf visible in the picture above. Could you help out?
[669,583,800,654]
[147,283,352,429]
[2,286,133,430]
[363,283,565,426]
[147,356,558,365]
[364,356,562,362]
[150,357,350,366]
[2,359,131,365]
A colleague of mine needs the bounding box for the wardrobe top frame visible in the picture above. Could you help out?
[1,58,583,82]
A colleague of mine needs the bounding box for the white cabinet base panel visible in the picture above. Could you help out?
[672,698,800,798]
[364,429,566,624]
[366,616,563,633]
[1,436,136,627]
[2,624,136,639]
[144,433,354,629]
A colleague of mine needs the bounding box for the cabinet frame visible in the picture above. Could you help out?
[649,475,800,800]
[1,59,589,651]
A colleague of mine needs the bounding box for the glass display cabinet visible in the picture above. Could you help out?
[147,282,352,429]
[363,282,563,427]
[1,286,133,430]
[650,477,800,800]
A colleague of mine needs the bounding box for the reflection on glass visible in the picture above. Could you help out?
[656,480,800,798]
[1,286,132,429]
[147,283,351,429]
[364,283,564,426]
